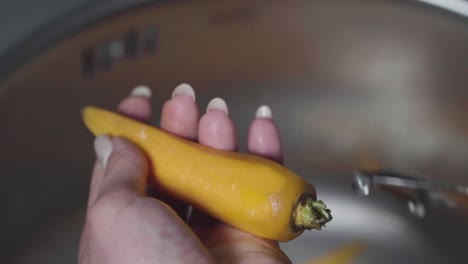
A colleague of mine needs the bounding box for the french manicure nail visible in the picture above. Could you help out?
[172,83,195,101]
[256,105,272,119]
[94,135,113,168]
[131,85,152,98]
[207,97,229,115]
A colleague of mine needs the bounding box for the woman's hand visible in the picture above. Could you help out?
[78,84,291,264]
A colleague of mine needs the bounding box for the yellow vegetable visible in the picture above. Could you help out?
[82,106,332,241]
[305,242,365,264]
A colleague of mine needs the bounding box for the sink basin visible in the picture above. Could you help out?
[1,1,468,263]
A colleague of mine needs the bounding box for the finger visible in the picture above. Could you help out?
[117,85,153,123]
[204,224,290,263]
[190,97,236,227]
[160,83,199,140]
[248,105,283,163]
[95,136,149,202]
[156,84,199,219]
[87,86,152,208]
[198,98,236,150]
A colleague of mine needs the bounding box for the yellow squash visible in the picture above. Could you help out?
[82,106,332,241]
[305,242,365,264]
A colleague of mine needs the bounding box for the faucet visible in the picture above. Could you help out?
[351,170,468,217]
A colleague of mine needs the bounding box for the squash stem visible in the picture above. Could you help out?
[292,194,332,231]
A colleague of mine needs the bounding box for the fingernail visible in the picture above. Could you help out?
[256,105,272,119]
[172,83,195,101]
[207,97,229,115]
[94,135,113,168]
[131,85,152,98]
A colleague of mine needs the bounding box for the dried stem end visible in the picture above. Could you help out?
[292,194,332,231]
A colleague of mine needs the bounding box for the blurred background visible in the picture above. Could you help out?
[1,0,468,263]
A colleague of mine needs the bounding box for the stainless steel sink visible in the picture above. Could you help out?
[1,1,468,263]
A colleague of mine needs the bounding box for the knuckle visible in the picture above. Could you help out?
[107,149,147,172]
[87,191,132,223]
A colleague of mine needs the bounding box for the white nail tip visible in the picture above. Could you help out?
[94,135,113,168]
[131,85,152,98]
[207,97,229,115]
[172,83,196,101]
[256,105,272,118]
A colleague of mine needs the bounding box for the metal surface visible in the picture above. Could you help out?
[1,0,468,263]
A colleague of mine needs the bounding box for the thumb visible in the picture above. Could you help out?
[95,136,149,201]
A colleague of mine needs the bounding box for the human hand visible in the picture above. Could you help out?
[78,84,292,264]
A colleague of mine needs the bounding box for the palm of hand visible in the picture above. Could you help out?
[79,85,291,264]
